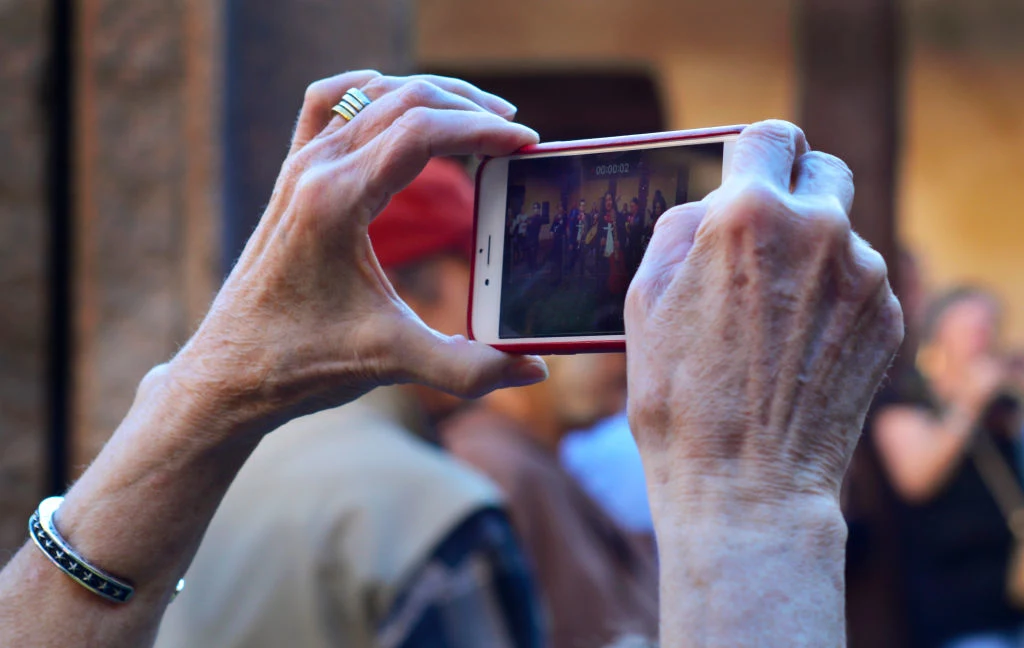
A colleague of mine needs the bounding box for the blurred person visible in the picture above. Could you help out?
[625,197,644,271]
[843,247,927,648]
[597,192,627,293]
[512,205,530,265]
[560,408,654,538]
[874,286,1024,648]
[441,354,659,648]
[0,107,903,648]
[527,202,544,269]
[509,208,524,264]
[567,198,586,272]
[548,203,567,284]
[155,158,544,648]
[643,189,668,250]
[582,202,600,275]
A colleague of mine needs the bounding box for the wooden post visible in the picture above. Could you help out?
[797,3,906,647]
[798,0,902,287]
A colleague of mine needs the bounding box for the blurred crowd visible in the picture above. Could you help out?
[846,252,1024,648]
[152,158,1024,648]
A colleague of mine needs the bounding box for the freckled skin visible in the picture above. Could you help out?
[0,71,549,647]
[626,121,903,648]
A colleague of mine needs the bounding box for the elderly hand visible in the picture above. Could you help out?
[625,120,903,646]
[173,72,548,431]
[0,72,549,647]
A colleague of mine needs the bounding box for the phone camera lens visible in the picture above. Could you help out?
[484,279,490,286]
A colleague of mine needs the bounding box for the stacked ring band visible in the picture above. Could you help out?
[331,87,372,122]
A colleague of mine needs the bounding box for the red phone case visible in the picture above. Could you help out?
[468,125,746,355]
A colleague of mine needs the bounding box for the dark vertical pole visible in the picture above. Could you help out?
[222,0,413,272]
[798,0,903,289]
[47,0,74,494]
[798,4,906,648]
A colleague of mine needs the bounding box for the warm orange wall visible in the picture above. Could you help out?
[418,0,1024,346]
[416,0,796,128]
[900,52,1024,347]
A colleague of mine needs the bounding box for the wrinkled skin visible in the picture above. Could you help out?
[0,71,548,648]
[628,120,902,504]
[625,120,904,647]
[174,71,549,432]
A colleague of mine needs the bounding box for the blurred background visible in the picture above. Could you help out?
[1,0,1023,644]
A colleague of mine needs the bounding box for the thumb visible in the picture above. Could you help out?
[398,324,549,398]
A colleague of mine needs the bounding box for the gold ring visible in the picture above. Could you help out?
[331,87,372,122]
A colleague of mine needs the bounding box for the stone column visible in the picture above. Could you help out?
[71,0,223,466]
[71,0,414,466]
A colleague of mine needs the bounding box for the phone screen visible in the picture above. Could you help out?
[498,142,725,339]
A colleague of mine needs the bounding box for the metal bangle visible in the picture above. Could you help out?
[29,496,185,604]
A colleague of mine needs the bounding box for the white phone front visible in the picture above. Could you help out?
[470,127,741,354]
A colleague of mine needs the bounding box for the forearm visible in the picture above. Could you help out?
[650,478,847,648]
[0,360,266,646]
[880,405,978,502]
[906,418,975,498]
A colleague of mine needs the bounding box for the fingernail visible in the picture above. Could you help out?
[502,356,549,388]
[494,98,518,118]
[512,123,541,142]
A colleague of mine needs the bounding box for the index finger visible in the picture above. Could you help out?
[728,120,809,190]
[355,109,539,216]
[289,70,383,155]
[315,74,521,143]
[362,74,518,119]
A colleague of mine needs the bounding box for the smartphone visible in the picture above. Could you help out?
[469,126,743,354]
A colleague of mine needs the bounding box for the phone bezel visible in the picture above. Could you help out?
[469,125,744,354]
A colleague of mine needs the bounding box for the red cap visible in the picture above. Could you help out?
[369,158,475,269]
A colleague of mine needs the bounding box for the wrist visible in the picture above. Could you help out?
[647,471,846,543]
[160,346,284,444]
[653,488,847,648]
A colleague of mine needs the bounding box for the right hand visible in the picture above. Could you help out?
[169,72,548,436]
[958,356,1007,414]
[625,120,904,516]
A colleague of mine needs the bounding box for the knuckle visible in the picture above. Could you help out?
[804,150,853,183]
[361,75,390,97]
[715,177,786,234]
[293,166,333,210]
[303,79,332,110]
[656,202,704,233]
[805,198,851,243]
[398,79,439,110]
[857,239,889,287]
[882,293,906,350]
[394,105,434,134]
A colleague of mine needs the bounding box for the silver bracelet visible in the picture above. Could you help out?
[29,496,185,604]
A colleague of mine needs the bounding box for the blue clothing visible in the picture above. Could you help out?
[379,507,544,648]
[559,411,653,534]
[944,626,1024,648]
